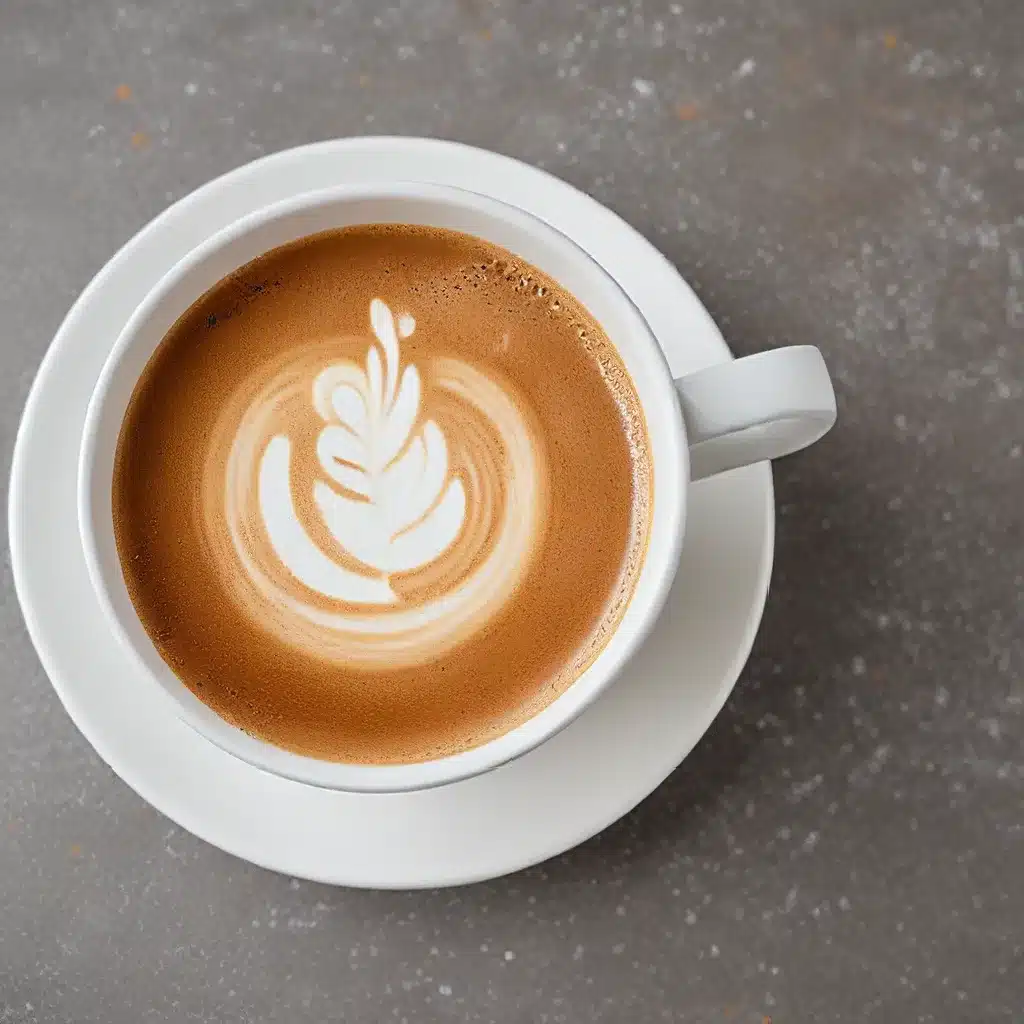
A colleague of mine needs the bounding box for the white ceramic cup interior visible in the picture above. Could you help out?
[78,182,835,793]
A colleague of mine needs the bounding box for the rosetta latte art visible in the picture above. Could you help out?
[209,299,548,667]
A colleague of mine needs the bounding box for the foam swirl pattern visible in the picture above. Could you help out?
[209,300,548,667]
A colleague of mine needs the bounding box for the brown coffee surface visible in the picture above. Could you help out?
[113,225,652,763]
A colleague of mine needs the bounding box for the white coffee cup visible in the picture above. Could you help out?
[78,182,835,793]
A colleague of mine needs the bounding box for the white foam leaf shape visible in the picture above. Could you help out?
[258,436,395,605]
[310,300,466,577]
[370,298,401,406]
[316,426,370,498]
[236,342,545,661]
[331,383,367,434]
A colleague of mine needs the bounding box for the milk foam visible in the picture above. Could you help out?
[215,299,548,666]
[113,224,649,764]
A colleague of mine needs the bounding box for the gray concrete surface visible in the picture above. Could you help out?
[2,1,1022,1021]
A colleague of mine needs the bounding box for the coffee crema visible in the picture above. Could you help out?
[113,225,652,763]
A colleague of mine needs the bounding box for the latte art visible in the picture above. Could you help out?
[113,224,650,763]
[212,299,548,666]
[306,305,465,586]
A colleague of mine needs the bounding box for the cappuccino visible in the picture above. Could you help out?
[112,225,652,763]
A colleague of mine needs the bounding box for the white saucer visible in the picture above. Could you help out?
[9,139,773,888]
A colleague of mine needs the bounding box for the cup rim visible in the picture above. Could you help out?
[77,181,689,792]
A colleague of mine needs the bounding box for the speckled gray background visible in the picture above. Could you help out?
[2,1,1022,1021]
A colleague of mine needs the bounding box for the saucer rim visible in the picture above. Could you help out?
[9,136,774,887]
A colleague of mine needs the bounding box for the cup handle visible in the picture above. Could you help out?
[674,346,837,481]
